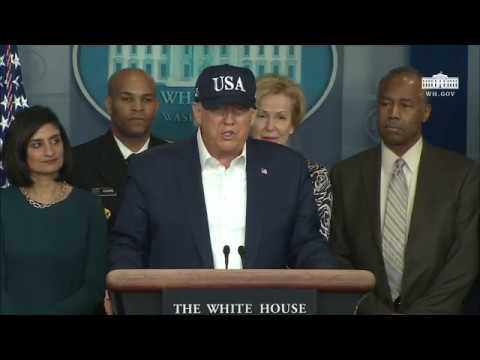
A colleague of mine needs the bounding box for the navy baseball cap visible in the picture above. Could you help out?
[194,64,256,110]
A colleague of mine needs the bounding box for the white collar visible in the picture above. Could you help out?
[382,137,423,175]
[113,135,151,160]
[196,128,246,170]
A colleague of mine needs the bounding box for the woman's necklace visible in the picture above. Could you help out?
[19,181,67,209]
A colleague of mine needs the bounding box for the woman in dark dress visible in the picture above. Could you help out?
[0,106,107,314]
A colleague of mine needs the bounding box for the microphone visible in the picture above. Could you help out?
[238,246,246,268]
[223,245,230,269]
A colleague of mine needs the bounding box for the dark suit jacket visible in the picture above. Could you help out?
[109,136,336,269]
[330,142,479,314]
[69,131,167,227]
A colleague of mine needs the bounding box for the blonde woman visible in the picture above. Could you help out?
[251,74,332,240]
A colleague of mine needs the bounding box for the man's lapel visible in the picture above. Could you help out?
[96,132,128,188]
[176,137,214,267]
[406,143,435,245]
[244,140,267,268]
[402,142,436,292]
[363,146,395,302]
[362,147,382,250]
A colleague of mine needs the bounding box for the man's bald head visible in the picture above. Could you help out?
[378,66,430,105]
[107,68,156,97]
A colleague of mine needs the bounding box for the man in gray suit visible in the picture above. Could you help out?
[330,66,479,314]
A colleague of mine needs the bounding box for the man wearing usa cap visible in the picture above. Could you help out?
[109,64,336,270]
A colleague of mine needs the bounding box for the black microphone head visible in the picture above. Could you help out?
[223,245,230,255]
[238,246,245,256]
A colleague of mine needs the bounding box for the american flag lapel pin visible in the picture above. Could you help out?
[261,168,268,175]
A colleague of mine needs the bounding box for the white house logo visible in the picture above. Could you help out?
[422,72,459,97]
[73,45,337,142]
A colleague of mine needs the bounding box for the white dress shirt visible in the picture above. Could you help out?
[380,137,423,235]
[197,129,247,269]
[113,135,150,160]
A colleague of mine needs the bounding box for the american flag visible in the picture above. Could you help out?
[0,45,29,188]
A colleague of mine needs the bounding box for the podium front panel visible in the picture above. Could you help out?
[112,288,362,315]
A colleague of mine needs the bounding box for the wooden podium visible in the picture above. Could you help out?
[106,269,375,315]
